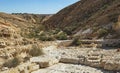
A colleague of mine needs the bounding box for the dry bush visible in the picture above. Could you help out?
[3,57,20,68]
[29,45,44,57]
[70,37,81,46]
[55,31,67,40]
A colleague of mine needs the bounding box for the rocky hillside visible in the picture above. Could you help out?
[12,13,52,24]
[44,0,120,39]
[0,12,52,37]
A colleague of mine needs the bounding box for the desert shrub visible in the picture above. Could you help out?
[39,35,55,41]
[28,31,36,38]
[38,32,55,41]
[98,28,108,38]
[46,36,55,41]
[63,26,76,35]
[3,57,20,68]
[55,31,67,40]
[70,37,81,46]
[53,28,61,34]
[39,35,46,41]
[26,25,45,38]
[63,27,72,35]
[29,45,44,56]
[38,25,45,31]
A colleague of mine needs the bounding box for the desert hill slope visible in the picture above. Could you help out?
[44,0,120,39]
[0,12,52,37]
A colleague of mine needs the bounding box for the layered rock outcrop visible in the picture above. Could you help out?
[0,22,35,70]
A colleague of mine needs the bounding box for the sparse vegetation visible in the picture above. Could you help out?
[70,37,81,46]
[27,28,68,41]
[63,26,77,35]
[3,57,20,68]
[55,31,67,40]
[53,28,61,34]
[98,28,108,38]
[26,25,45,38]
[29,45,44,56]
[38,31,55,41]
[63,27,73,35]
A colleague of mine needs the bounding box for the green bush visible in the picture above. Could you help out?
[26,25,45,38]
[3,57,20,68]
[53,28,61,34]
[98,28,108,38]
[55,31,67,40]
[39,35,55,41]
[28,32,36,38]
[38,31,55,41]
[39,35,46,41]
[70,37,81,46]
[63,27,75,35]
[38,25,45,31]
[63,28,72,35]
[29,45,44,56]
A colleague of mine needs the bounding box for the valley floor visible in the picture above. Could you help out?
[31,44,120,73]
[32,63,110,73]
[1,41,120,73]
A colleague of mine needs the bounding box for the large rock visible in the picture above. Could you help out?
[104,60,120,70]
[28,64,39,72]
[17,62,38,73]
[30,56,59,68]
[60,57,79,64]
[57,40,72,47]
[60,54,85,64]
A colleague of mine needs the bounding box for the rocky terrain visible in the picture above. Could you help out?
[0,12,52,38]
[0,0,120,73]
[12,13,52,24]
[0,12,50,73]
[44,0,120,39]
[1,41,120,73]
